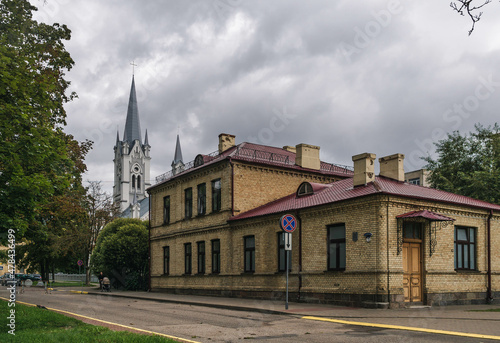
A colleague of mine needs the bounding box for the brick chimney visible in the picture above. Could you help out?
[218,133,235,154]
[352,153,376,187]
[295,144,320,170]
[379,153,405,181]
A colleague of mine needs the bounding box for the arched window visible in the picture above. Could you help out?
[132,175,136,188]
[297,182,313,197]
[137,175,141,190]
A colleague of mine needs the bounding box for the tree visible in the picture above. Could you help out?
[83,181,119,285]
[16,135,91,281]
[91,218,149,291]
[450,0,494,35]
[423,123,500,205]
[0,0,77,242]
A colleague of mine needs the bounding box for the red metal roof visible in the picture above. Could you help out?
[152,142,353,188]
[230,176,500,221]
[396,210,455,221]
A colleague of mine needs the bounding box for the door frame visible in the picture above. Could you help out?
[403,237,424,303]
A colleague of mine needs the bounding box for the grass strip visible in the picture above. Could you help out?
[0,300,177,342]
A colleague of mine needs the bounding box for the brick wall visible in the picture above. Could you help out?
[148,158,499,307]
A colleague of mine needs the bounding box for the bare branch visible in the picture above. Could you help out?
[450,0,492,35]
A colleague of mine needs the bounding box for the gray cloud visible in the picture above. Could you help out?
[31,0,500,192]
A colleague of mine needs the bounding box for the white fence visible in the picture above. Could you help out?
[49,273,99,283]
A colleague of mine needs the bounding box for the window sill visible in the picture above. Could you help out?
[324,269,346,273]
[455,269,481,273]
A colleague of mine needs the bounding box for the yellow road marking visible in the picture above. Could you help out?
[69,290,88,294]
[1,297,200,343]
[303,316,500,341]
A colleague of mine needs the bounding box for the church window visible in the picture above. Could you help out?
[197,183,206,215]
[137,175,141,190]
[211,179,221,212]
[132,175,136,188]
[185,188,193,219]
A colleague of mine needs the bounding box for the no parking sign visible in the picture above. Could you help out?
[280,214,297,233]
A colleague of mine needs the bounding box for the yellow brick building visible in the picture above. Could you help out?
[148,135,500,308]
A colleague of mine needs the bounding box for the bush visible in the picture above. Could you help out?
[91,218,149,290]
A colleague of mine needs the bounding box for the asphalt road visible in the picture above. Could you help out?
[1,287,496,343]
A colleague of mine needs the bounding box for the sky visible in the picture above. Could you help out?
[31,0,500,194]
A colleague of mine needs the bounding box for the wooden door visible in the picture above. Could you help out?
[403,242,422,302]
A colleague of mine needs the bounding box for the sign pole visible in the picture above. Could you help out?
[280,214,296,311]
[285,249,289,310]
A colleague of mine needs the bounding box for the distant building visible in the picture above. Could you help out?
[404,169,430,187]
[113,76,150,220]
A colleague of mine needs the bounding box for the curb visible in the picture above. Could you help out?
[84,291,291,316]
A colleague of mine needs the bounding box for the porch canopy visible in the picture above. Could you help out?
[396,210,455,255]
[396,210,454,221]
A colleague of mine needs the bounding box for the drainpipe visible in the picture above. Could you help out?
[147,189,152,292]
[386,201,390,305]
[487,209,493,302]
[229,157,235,216]
[295,210,302,302]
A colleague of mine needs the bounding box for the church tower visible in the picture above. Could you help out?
[113,76,151,214]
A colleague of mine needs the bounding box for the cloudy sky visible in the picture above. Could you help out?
[32,0,500,194]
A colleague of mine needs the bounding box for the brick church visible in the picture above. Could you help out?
[147,133,500,308]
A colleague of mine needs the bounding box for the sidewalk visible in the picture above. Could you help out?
[65,287,500,337]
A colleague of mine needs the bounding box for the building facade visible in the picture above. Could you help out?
[148,136,500,308]
[113,76,151,219]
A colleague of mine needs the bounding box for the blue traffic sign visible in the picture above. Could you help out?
[280,214,297,233]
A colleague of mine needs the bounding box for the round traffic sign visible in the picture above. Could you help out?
[280,214,297,233]
[77,260,83,266]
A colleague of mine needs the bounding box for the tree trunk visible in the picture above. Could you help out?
[85,253,91,285]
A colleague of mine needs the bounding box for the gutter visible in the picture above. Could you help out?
[487,209,493,302]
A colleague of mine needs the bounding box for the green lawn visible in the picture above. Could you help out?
[0,301,178,342]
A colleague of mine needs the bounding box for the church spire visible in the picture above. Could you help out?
[144,129,150,147]
[123,76,142,145]
[173,134,183,164]
[171,134,184,176]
